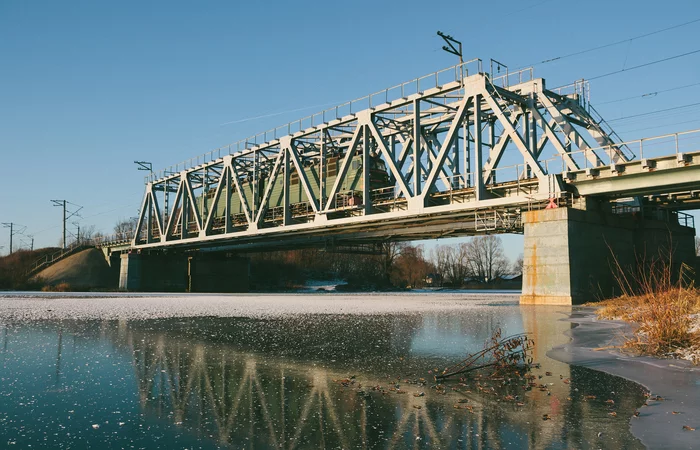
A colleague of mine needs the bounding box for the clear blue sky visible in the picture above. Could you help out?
[1,0,699,259]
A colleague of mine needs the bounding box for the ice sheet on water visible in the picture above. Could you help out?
[0,292,518,321]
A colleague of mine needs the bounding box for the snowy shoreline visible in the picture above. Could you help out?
[547,308,700,449]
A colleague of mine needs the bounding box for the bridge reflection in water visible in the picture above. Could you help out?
[1,306,647,449]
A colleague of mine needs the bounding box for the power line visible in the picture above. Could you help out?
[606,101,700,123]
[596,81,700,105]
[587,49,700,81]
[615,118,700,134]
[533,17,700,66]
[613,108,700,127]
[503,0,553,18]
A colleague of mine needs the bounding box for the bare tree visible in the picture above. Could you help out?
[380,242,405,282]
[430,243,471,286]
[431,245,451,283]
[393,245,432,288]
[464,236,510,282]
[513,253,524,275]
[80,224,97,242]
[114,217,138,240]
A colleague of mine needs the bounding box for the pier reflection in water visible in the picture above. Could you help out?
[1,302,647,449]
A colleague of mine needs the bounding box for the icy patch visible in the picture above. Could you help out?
[297,279,348,292]
[547,310,700,449]
[0,292,518,321]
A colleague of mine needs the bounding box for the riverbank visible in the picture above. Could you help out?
[593,287,700,365]
[548,308,700,449]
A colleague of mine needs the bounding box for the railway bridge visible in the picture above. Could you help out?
[113,59,700,303]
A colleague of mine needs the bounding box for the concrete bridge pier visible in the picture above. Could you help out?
[119,251,249,293]
[520,203,697,305]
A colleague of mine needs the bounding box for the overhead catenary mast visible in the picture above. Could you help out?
[50,200,83,249]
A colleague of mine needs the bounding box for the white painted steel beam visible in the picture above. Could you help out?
[130,64,686,250]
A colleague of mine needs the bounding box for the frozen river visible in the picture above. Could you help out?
[0,292,647,449]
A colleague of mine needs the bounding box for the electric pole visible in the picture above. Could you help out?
[51,200,83,250]
[72,221,81,245]
[134,161,153,179]
[1,223,25,255]
[437,31,463,64]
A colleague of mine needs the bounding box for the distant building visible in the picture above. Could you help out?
[424,273,443,287]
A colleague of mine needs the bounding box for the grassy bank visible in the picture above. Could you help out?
[592,260,700,364]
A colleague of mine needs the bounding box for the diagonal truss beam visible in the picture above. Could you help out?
[482,112,521,184]
[366,119,413,198]
[203,164,229,234]
[539,93,602,167]
[530,107,579,171]
[324,126,363,211]
[229,159,254,226]
[287,140,319,213]
[255,149,286,224]
[482,92,546,181]
[164,180,184,239]
[183,174,203,234]
[422,95,472,197]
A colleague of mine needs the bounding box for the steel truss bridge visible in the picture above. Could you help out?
[131,59,700,252]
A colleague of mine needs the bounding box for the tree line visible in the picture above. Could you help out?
[246,235,522,290]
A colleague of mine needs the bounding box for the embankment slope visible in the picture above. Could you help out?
[34,248,116,290]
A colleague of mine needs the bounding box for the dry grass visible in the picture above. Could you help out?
[41,282,72,292]
[596,288,700,359]
[592,251,700,363]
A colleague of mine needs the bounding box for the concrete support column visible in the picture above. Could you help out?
[521,206,696,305]
[119,253,142,291]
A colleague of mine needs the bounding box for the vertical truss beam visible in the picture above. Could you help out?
[482,91,546,181]
[422,95,472,200]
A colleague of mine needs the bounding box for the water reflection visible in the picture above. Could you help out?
[0,303,647,449]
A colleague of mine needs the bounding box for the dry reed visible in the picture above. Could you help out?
[594,247,700,362]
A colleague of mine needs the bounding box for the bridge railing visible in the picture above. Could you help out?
[678,211,695,229]
[93,234,132,248]
[27,240,91,275]
[491,67,534,88]
[559,128,700,170]
[146,60,488,184]
[27,234,133,275]
[611,204,696,229]
[552,79,589,110]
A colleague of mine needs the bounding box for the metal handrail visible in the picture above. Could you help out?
[564,128,700,169]
[27,241,89,274]
[26,234,132,275]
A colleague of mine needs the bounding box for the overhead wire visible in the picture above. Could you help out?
[587,49,700,81]
[532,17,700,66]
[615,118,700,134]
[606,101,700,123]
[596,81,700,105]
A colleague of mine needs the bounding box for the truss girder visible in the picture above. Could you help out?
[132,71,632,248]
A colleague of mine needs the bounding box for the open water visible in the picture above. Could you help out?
[0,293,647,449]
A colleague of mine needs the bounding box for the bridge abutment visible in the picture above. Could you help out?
[119,252,249,293]
[520,204,696,305]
